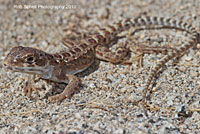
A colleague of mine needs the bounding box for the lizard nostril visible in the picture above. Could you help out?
[3,63,8,67]
[4,65,12,70]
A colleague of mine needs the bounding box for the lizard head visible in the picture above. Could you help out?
[4,46,50,75]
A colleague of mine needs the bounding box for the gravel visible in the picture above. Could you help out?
[0,0,200,133]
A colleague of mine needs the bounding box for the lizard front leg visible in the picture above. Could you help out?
[49,74,81,102]
[23,75,39,98]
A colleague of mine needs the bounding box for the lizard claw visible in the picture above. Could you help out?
[49,94,67,103]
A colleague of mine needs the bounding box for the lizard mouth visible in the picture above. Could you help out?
[4,64,26,72]
[3,63,45,74]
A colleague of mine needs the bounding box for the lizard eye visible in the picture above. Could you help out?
[26,56,35,64]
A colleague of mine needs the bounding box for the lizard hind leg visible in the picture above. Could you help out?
[95,45,130,64]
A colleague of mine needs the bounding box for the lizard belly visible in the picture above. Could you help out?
[40,61,92,84]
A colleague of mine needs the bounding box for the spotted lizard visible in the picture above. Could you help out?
[4,16,199,104]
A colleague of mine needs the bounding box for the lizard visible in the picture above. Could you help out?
[3,16,199,104]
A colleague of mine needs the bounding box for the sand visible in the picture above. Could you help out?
[0,0,200,133]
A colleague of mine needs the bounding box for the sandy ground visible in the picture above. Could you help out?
[0,0,200,133]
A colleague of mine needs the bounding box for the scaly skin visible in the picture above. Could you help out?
[4,16,199,104]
